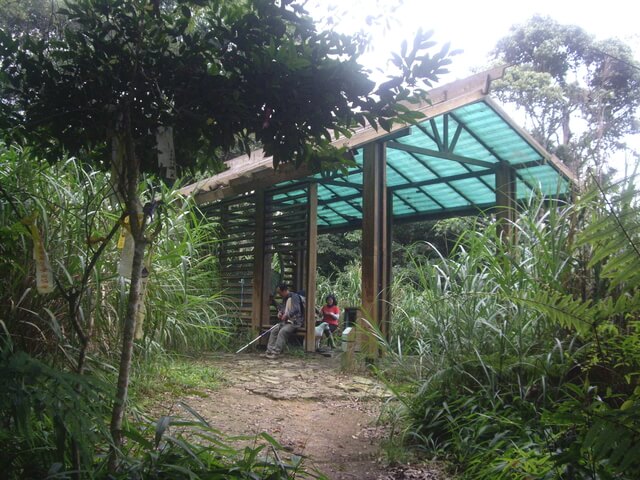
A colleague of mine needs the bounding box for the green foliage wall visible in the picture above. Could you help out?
[0,145,230,360]
[321,184,640,478]
[382,188,640,478]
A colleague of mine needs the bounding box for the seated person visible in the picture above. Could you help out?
[321,294,340,332]
[264,283,304,359]
[316,294,340,349]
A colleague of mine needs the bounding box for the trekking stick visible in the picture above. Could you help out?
[235,323,279,354]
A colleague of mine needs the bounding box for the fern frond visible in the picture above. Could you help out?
[516,289,597,336]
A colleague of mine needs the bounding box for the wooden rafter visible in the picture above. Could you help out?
[387,140,495,169]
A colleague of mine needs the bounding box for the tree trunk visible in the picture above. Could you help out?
[108,231,146,470]
[108,111,146,472]
[561,109,571,146]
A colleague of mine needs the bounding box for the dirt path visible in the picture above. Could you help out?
[158,352,447,479]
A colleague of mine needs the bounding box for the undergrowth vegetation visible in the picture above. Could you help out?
[323,179,640,478]
[1,146,313,478]
[3,143,640,478]
[0,146,231,361]
[129,355,226,407]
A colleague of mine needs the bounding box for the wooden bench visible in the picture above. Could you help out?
[260,324,311,351]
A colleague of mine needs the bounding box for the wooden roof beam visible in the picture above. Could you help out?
[387,141,496,169]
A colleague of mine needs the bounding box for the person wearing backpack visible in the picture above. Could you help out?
[264,283,304,359]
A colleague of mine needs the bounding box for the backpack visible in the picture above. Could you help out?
[295,290,306,319]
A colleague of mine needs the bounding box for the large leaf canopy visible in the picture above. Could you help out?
[0,0,452,176]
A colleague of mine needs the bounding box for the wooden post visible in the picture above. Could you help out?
[495,161,517,241]
[251,189,266,336]
[361,142,389,358]
[219,202,229,265]
[305,183,318,352]
[382,189,393,341]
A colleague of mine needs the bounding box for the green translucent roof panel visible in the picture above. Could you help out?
[271,99,572,230]
[517,165,572,197]
[453,102,542,165]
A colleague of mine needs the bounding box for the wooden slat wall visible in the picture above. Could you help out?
[201,192,257,326]
[201,184,315,340]
[265,186,309,293]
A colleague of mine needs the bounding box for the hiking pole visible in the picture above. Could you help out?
[236,323,279,354]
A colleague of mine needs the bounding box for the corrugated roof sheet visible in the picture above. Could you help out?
[273,98,572,230]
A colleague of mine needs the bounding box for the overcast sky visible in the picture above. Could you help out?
[308,0,640,174]
[309,0,640,81]
[309,0,640,82]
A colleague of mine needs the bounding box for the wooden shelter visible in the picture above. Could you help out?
[180,66,574,353]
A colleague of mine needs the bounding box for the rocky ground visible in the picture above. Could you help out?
[153,351,449,479]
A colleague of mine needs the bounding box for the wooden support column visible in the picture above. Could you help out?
[495,161,517,241]
[305,183,318,352]
[251,189,266,335]
[361,142,390,358]
[382,189,393,340]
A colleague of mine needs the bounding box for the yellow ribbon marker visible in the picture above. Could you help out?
[117,214,151,337]
[117,214,143,279]
[117,215,129,250]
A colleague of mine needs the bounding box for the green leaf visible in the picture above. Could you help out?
[620,399,635,411]
[258,432,284,449]
[155,415,172,447]
[122,427,154,450]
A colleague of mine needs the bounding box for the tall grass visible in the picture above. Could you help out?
[1,146,264,477]
[1,146,121,362]
[0,145,234,360]
[316,261,361,308]
[322,186,640,478]
[140,185,232,354]
[378,189,640,478]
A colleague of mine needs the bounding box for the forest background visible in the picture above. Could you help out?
[1,1,640,479]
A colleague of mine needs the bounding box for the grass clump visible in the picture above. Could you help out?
[130,354,226,406]
[0,148,317,478]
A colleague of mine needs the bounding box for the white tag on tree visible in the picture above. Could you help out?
[29,224,54,294]
[156,126,176,180]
